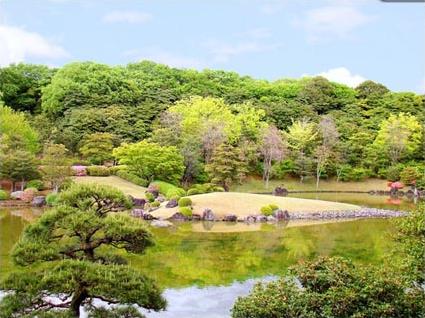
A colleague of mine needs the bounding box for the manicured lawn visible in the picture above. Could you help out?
[152,192,360,219]
[73,176,147,198]
[231,176,389,193]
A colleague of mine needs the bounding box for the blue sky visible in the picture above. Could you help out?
[0,0,424,92]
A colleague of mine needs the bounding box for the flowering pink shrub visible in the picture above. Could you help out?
[71,165,87,177]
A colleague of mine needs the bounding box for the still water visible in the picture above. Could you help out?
[0,193,415,317]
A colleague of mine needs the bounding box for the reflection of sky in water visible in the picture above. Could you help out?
[142,276,276,318]
[1,277,276,318]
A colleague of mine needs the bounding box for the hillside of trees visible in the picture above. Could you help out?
[1,61,424,189]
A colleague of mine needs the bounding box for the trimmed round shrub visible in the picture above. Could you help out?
[165,188,186,200]
[260,205,273,216]
[187,188,202,196]
[145,192,155,203]
[386,165,402,182]
[0,190,9,200]
[178,197,192,207]
[116,170,148,187]
[151,201,160,207]
[46,193,59,206]
[87,165,111,176]
[269,204,279,211]
[179,206,192,217]
[25,180,44,191]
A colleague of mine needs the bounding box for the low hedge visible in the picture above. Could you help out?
[178,197,192,207]
[116,170,148,187]
[150,181,186,199]
[187,183,225,196]
[0,190,9,200]
[87,166,111,176]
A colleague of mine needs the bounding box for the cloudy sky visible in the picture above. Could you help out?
[0,0,424,92]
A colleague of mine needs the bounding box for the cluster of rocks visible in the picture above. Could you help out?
[6,191,47,207]
[369,189,423,197]
[288,208,407,220]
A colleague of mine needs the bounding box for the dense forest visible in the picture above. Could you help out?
[1,61,424,190]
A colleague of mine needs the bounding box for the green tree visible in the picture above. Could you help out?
[79,133,115,165]
[205,143,247,191]
[113,141,184,184]
[371,113,423,165]
[41,143,71,192]
[0,150,39,191]
[0,104,39,153]
[0,184,166,317]
[0,63,55,113]
[284,119,317,155]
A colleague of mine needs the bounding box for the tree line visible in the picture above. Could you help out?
[1,61,424,189]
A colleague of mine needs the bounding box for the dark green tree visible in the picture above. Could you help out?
[79,133,115,165]
[0,184,166,317]
[205,143,247,191]
[0,149,39,191]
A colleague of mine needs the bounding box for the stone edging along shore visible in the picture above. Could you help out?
[287,208,407,220]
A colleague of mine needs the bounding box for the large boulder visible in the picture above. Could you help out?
[274,209,290,220]
[170,212,188,221]
[166,199,178,208]
[202,208,215,221]
[130,196,146,207]
[273,186,288,196]
[255,215,267,222]
[131,208,144,217]
[147,184,159,198]
[10,191,24,200]
[223,214,237,222]
[192,214,202,221]
[156,195,166,203]
[32,196,46,207]
[143,213,154,220]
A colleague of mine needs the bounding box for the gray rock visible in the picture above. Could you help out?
[170,212,188,221]
[273,186,288,196]
[166,199,178,208]
[274,209,290,220]
[151,220,173,228]
[10,191,24,200]
[192,213,202,221]
[31,196,46,207]
[202,208,215,221]
[143,213,154,220]
[255,215,268,222]
[223,214,237,222]
[245,215,256,223]
[131,208,144,217]
[157,195,166,203]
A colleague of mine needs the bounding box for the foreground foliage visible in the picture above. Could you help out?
[0,184,166,317]
[232,206,425,318]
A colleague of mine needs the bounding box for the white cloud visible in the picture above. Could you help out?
[315,67,366,87]
[103,10,152,24]
[123,48,204,69]
[294,5,374,42]
[203,40,280,63]
[0,24,69,66]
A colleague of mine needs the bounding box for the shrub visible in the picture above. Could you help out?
[213,186,225,192]
[22,188,38,202]
[150,181,186,199]
[179,206,192,217]
[86,165,110,176]
[187,188,202,196]
[108,166,122,175]
[116,170,148,187]
[178,197,192,207]
[25,180,44,191]
[232,257,425,318]
[71,165,87,176]
[339,166,371,181]
[145,192,155,203]
[0,190,9,200]
[400,167,420,186]
[416,176,425,190]
[59,178,75,191]
[386,165,404,181]
[46,193,59,206]
[261,204,279,216]
[151,201,160,207]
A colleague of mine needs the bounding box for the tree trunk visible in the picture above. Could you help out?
[70,288,88,317]
[20,178,25,191]
[316,167,320,190]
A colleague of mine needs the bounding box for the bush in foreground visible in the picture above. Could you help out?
[232,257,425,318]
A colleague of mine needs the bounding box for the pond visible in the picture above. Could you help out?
[0,193,415,317]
